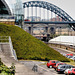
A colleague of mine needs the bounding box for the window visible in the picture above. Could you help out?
[52,61,55,63]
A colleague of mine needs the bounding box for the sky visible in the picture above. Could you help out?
[6,0,75,20]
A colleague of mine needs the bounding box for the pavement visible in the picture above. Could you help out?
[0,51,38,75]
[19,60,64,75]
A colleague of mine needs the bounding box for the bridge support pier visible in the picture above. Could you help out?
[45,26,50,34]
[28,25,33,35]
[29,27,31,34]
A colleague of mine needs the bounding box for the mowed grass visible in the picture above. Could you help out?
[65,59,75,66]
[0,23,70,61]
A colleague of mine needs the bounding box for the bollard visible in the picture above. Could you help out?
[32,64,38,72]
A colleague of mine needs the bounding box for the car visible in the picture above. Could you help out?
[65,68,75,75]
[24,19,30,21]
[54,62,66,70]
[56,64,74,73]
[68,68,75,75]
[47,60,59,68]
[64,68,71,75]
[66,54,73,57]
[70,56,75,60]
[67,55,73,59]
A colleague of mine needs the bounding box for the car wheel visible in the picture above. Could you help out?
[49,65,52,68]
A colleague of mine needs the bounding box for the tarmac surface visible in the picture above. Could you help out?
[0,51,38,75]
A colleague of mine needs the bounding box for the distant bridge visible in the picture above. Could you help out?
[21,1,75,36]
[23,1,75,31]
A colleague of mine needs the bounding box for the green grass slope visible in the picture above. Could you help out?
[0,23,69,61]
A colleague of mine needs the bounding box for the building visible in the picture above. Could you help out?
[0,0,14,15]
[0,0,16,25]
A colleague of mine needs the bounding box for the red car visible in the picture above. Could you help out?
[66,54,73,56]
[54,62,66,70]
[67,68,75,75]
[24,19,30,21]
[47,60,59,68]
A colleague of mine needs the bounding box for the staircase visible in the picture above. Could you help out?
[0,36,17,59]
[0,36,37,75]
[0,44,12,56]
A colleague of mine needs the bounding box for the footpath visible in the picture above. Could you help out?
[0,51,37,75]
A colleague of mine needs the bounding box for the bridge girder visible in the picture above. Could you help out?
[23,1,74,22]
[23,1,75,30]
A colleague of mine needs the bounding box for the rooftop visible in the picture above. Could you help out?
[49,36,75,46]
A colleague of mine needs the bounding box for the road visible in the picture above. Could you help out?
[51,47,75,56]
[19,47,75,75]
[19,61,64,75]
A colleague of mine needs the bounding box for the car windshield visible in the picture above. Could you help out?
[61,66,65,68]
[52,61,55,63]
[56,61,60,64]
[58,64,63,66]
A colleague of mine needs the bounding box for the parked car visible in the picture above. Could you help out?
[68,68,75,75]
[54,62,66,70]
[65,68,75,75]
[70,56,75,60]
[47,60,59,68]
[66,54,73,57]
[64,69,71,75]
[56,64,74,73]
[67,55,73,59]
[24,19,30,21]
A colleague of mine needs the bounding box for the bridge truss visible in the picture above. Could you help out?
[23,1,75,31]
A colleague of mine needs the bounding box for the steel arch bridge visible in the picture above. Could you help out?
[23,1,75,30]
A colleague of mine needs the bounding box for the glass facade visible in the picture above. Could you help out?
[0,0,9,14]
[0,0,11,15]
[14,0,23,15]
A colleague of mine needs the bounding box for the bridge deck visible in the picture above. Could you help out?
[24,21,75,24]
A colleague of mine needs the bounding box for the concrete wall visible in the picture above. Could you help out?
[48,43,75,52]
[0,19,15,25]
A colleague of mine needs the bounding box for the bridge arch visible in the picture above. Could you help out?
[23,1,74,22]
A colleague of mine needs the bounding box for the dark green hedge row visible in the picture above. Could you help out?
[0,23,69,62]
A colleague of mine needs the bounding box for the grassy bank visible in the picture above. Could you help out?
[0,23,69,62]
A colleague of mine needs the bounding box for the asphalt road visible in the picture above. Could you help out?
[51,47,75,56]
[19,61,64,75]
[19,47,75,75]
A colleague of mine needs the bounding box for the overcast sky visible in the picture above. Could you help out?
[7,0,75,20]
